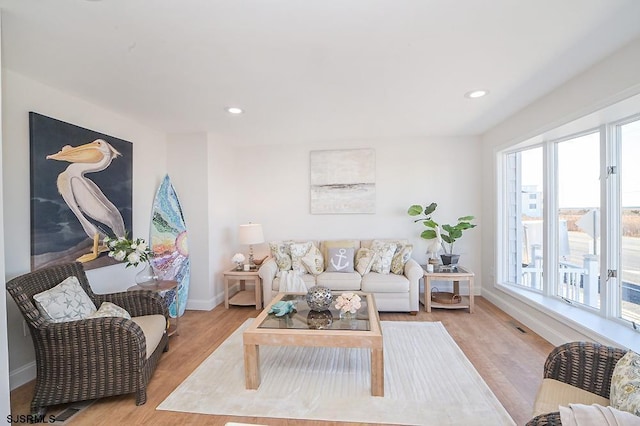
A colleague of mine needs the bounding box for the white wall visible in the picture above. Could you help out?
[0,14,11,418]
[234,137,483,288]
[2,69,167,389]
[480,37,640,346]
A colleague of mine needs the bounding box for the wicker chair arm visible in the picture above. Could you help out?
[543,341,627,399]
[37,316,148,359]
[94,290,168,318]
[526,411,562,426]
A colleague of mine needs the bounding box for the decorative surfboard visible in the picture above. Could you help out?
[149,175,189,318]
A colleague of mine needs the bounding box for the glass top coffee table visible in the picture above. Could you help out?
[243,292,384,396]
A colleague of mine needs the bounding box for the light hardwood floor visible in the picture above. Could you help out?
[10,297,553,425]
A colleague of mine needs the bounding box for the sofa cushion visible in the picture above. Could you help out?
[269,241,293,271]
[272,273,316,291]
[33,276,98,323]
[301,245,324,275]
[131,314,167,359]
[361,272,409,293]
[532,378,609,417]
[320,240,360,269]
[326,247,355,272]
[391,244,413,275]
[316,271,362,291]
[289,241,313,273]
[355,248,378,275]
[610,350,640,416]
[369,240,398,274]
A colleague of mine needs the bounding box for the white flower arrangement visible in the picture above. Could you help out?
[103,234,151,268]
[335,292,362,314]
[232,252,246,268]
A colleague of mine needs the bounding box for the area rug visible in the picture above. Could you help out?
[157,320,515,425]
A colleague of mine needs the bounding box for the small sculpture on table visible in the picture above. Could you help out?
[232,253,246,271]
[268,300,296,317]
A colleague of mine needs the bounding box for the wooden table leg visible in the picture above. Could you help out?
[425,277,432,312]
[254,277,262,310]
[244,344,260,389]
[469,276,475,313]
[371,347,384,397]
[224,277,230,309]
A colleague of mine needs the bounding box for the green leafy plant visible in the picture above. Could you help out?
[407,202,476,254]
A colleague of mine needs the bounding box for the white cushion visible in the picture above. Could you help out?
[269,241,293,271]
[33,276,97,323]
[316,271,361,291]
[361,272,409,293]
[369,240,398,274]
[610,350,640,416]
[355,248,378,275]
[301,245,324,275]
[532,378,609,417]
[131,314,166,359]
[289,241,313,273]
[391,244,413,275]
[87,302,131,319]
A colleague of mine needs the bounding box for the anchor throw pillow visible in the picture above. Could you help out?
[326,247,355,273]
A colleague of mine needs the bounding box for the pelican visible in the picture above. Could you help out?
[47,139,126,247]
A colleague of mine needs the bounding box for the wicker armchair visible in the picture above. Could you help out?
[526,341,628,425]
[6,262,170,415]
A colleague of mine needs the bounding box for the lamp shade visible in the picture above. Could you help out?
[238,223,264,245]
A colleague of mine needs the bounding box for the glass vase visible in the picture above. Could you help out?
[135,262,159,287]
[339,310,356,320]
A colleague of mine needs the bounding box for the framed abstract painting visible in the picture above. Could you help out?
[29,112,133,270]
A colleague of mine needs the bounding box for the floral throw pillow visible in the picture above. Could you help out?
[610,350,640,416]
[369,240,398,274]
[289,242,313,273]
[269,241,293,271]
[33,276,97,323]
[326,247,355,273]
[301,245,324,275]
[391,244,413,275]
[355,248,379,275]
[87,302,131,320]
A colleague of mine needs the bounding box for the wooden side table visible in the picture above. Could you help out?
[224,269,262,310]
[421,265,475,313]
[127,279,180,336]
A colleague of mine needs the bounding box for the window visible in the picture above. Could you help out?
[620,120,640,323]
[499,113,640,329]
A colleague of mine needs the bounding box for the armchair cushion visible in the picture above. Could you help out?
[533,378,609,417]
[131,314,167,359]
[88,302,131,319]
[610,350,640,416]
[33,276,97,323]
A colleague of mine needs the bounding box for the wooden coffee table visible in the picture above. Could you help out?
[242,292,384,396]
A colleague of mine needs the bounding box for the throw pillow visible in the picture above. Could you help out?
[301,245,324,275]
[391,244,413,275]
[369,240,398,274]
[321,240,360,270]
[289,241,313,273]
[269,241,293,271]
[610,350,640,416]
[33,276,97,323]
[87,302,131,320]
[355,247,379,275]
[326,247,355,273]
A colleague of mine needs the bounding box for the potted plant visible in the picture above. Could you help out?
[407,202,476,265]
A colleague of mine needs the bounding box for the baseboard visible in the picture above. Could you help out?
[482,288,576,346]
[10,360,36,391]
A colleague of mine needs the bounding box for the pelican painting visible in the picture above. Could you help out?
[47,139,126,240]
[29,112,133,270]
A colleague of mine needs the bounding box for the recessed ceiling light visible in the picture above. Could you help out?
[464,90,489,99]
[226,107,244,114]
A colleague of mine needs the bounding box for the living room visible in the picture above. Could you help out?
[2,1,640,424]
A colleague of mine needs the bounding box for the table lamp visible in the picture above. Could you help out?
[238,223,264,268]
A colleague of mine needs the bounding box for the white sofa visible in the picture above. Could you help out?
[258,239,422,314]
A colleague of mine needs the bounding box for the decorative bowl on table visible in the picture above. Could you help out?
[305,285,333,311]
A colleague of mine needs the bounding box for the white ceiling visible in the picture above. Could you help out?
[1,0,640,145]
